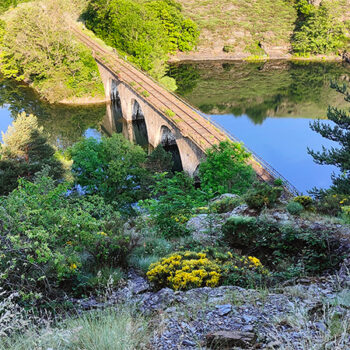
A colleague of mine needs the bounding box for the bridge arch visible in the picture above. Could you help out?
[159,125,183,172]
[130,99,149,148]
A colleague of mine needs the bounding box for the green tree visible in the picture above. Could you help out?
[0,112,64,195]
[199,141,255,196]
[308,82,350,195]
[145,144,173,173]
[69,134,148,206]
[0,0,103,102]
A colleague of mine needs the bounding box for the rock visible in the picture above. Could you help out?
[186,214,224,244]
[342,51,350,64]
[230,204,249,216]
[182,339,196,347]
[314,322,327,332]
[215,304,232,316]
[210,193,238,203]
[206,330,257,349]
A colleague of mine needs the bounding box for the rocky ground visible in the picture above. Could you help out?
[73,263,350,350]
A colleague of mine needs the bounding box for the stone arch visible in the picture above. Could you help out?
[130,99,149,148]
[160,125,183,172]
[110,79,124,133]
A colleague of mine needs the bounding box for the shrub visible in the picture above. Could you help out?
[0,176,129,298]
[293,195,313,210]
[245,182,283,210]
[315,193,350,216]
[223,216,345,276]
[68,134,148,207]
[140,172,205,237]
[286,201,304,215]
[147,252,221,290]
[210,196,241,214]
[341,206,350,224]
[199,141,255,196]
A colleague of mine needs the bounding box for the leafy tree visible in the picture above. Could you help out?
[0,112,64,195]
[292,2,347,55]
[83,0,198,79]
[68,134,148,206]
[308,82,350,195]
[0,0,103,102]
[145,144,173,173]
[199,141,255,196]
[0,175,128,298]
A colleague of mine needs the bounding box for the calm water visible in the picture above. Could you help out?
[1,60,350,193]
[169,60,350,193]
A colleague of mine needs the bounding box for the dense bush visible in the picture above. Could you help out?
[0,176,129,298]
[223,216,345,276]
[0,112,64,195]
[0,0,103,102]
[199,141,255,196]
[292,1,347,56]
[146,252,221,290]
[244,182,283,210]
[293,195,314,210]
[146,250,269,290]
[315,193,350,216]
[69,134,149,207]
[140,172,205,237]
[286,201,304,215]
[83,0,198,80]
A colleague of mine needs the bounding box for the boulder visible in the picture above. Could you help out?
[206,330,257,349]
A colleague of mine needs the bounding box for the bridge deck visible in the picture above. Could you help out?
[72,26,298,191]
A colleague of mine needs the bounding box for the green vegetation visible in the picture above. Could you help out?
[292,0,349,56]
[199,141,255,196]
[0,112,64,195]
[83,0,199,81]
[286,201,304,215]
[308,82,350,197]
[0,307,151,350]
[0,0,104,102]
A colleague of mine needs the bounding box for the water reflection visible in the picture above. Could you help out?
[169,60,350,192]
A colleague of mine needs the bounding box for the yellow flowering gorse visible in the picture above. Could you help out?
[147,252,221,291]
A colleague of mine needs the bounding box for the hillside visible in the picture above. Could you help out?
[174,0,350,60]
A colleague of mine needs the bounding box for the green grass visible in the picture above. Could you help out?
[0,307,151,350]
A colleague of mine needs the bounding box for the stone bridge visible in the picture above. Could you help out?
[72,26,295,189]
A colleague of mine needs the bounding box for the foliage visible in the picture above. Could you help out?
[0,112,64,195]
[210,196,241,214]
[293,195,314,210]
[341,206,350,224]
[0,1,103,102]
[292,2,347,55]
[83,0,198,79]
[199,141,255,196]
[146,251,221,290]
[68,134,148,206]
[0,307,151,350]
[0,176,129,298]
[286,201,304,216]
[244,182,283,211]
[314,193,350,216]
[140,172,205,237]
[223,216,345,276]
[308,82,350,196]
[144,144,173,173]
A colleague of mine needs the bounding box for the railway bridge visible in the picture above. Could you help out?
[72,26,291,187]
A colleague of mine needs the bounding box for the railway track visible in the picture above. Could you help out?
[71,26,227,151]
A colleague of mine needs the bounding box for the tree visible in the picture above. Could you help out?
[199,141,256,196]
[68,133,148,206]
[0,112,64,194]
[308,82,350,195]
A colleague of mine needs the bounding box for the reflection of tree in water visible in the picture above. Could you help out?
[170,61,350,124]
[0,76,106,148]
[167,64,200,96]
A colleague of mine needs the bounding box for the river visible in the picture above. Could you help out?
[1,60,349,193]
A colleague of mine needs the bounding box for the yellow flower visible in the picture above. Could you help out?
[66,241,72,245]
[70,263,77,270]
[97,231,108,236]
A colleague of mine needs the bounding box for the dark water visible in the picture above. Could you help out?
[1,60,350,193]
[169,60,350,193]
